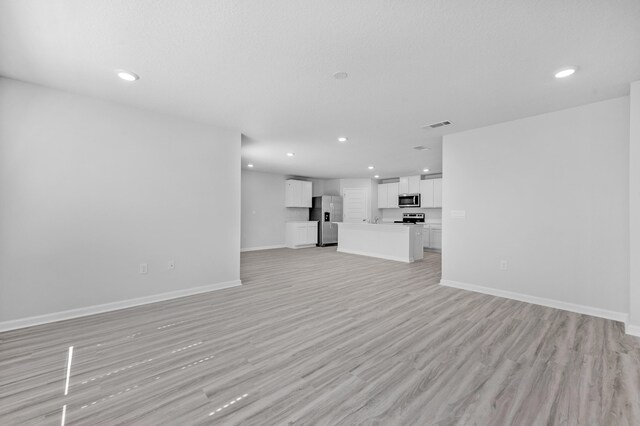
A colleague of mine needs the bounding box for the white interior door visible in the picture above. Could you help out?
[343,188,368,223]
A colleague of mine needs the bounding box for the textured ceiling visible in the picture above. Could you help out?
[1,0,639,179]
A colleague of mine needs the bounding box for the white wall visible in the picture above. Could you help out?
[630,81,640,333]
[241,170,308,250]
[442,97,630,316]
[324,179,341,196]
[310,178,326,197]
[0,78,241,325]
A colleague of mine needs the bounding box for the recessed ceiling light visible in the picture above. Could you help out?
[247,164,254,168]
[333,71,348,80]
[374,175,379,179]
[338,137,348,143]
[423,168,429,172]
[368,166,374,170]
[286,152,295,157]
[116,70,139,82]
[554,67,576,78]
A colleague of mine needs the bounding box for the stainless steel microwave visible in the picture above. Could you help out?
[398,194,420,208]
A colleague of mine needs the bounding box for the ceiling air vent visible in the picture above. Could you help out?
[422,120,452,129]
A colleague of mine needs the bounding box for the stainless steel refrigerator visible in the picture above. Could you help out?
[310,196,343,246]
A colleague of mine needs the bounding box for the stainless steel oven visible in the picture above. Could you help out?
[398,194,420,208]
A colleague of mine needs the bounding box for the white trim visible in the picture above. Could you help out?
[240,245,285,252]
[626,324,640,337]
[0,279,242,332]
[286,244,316,249]
[440,279,628,323]
[337,248,414,263]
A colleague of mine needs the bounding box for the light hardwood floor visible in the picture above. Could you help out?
[1,247,640,425]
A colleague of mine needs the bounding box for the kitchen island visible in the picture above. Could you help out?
[335,222,424,263]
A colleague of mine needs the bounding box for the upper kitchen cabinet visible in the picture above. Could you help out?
[377,183,387,209]
[302,180,312,206]
[420,178,443,208]
[285,179,312,207]
[399,175,420,195]
[377,182,399,209]
[420,179,434,208]
[433,178,443,208]
[387,182,399,207]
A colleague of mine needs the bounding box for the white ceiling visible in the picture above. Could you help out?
[1,1,639,179]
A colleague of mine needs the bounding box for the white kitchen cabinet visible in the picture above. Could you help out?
[377,182,399,208]
[307,223,317,244]
[377,183,388,208]
[398,177,409,195]
[408,176,420,194]
[429,225,442,250]
[387,182,399,208]
[285,179,299,207]
[398,175,420,195]
[422,224,442,250]
[411,226,424,261]
[422,225,430,248]
[420,179,434,208]
[285,179,312,207]
[301,181,312,207]
[433,178,443,208]
[419,178,442,208]
[294,224,307,244]
[285,221,318,248]
[380,177,440,209]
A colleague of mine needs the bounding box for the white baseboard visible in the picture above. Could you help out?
[626,324,640,337]
[337,248,412,263]
[241,245,285,252]
[440,279,629,324]
[0,279,242,333]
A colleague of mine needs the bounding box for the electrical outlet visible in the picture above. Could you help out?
[139,263,148,274]
[168,260,175,270]
[500,260,508,271]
